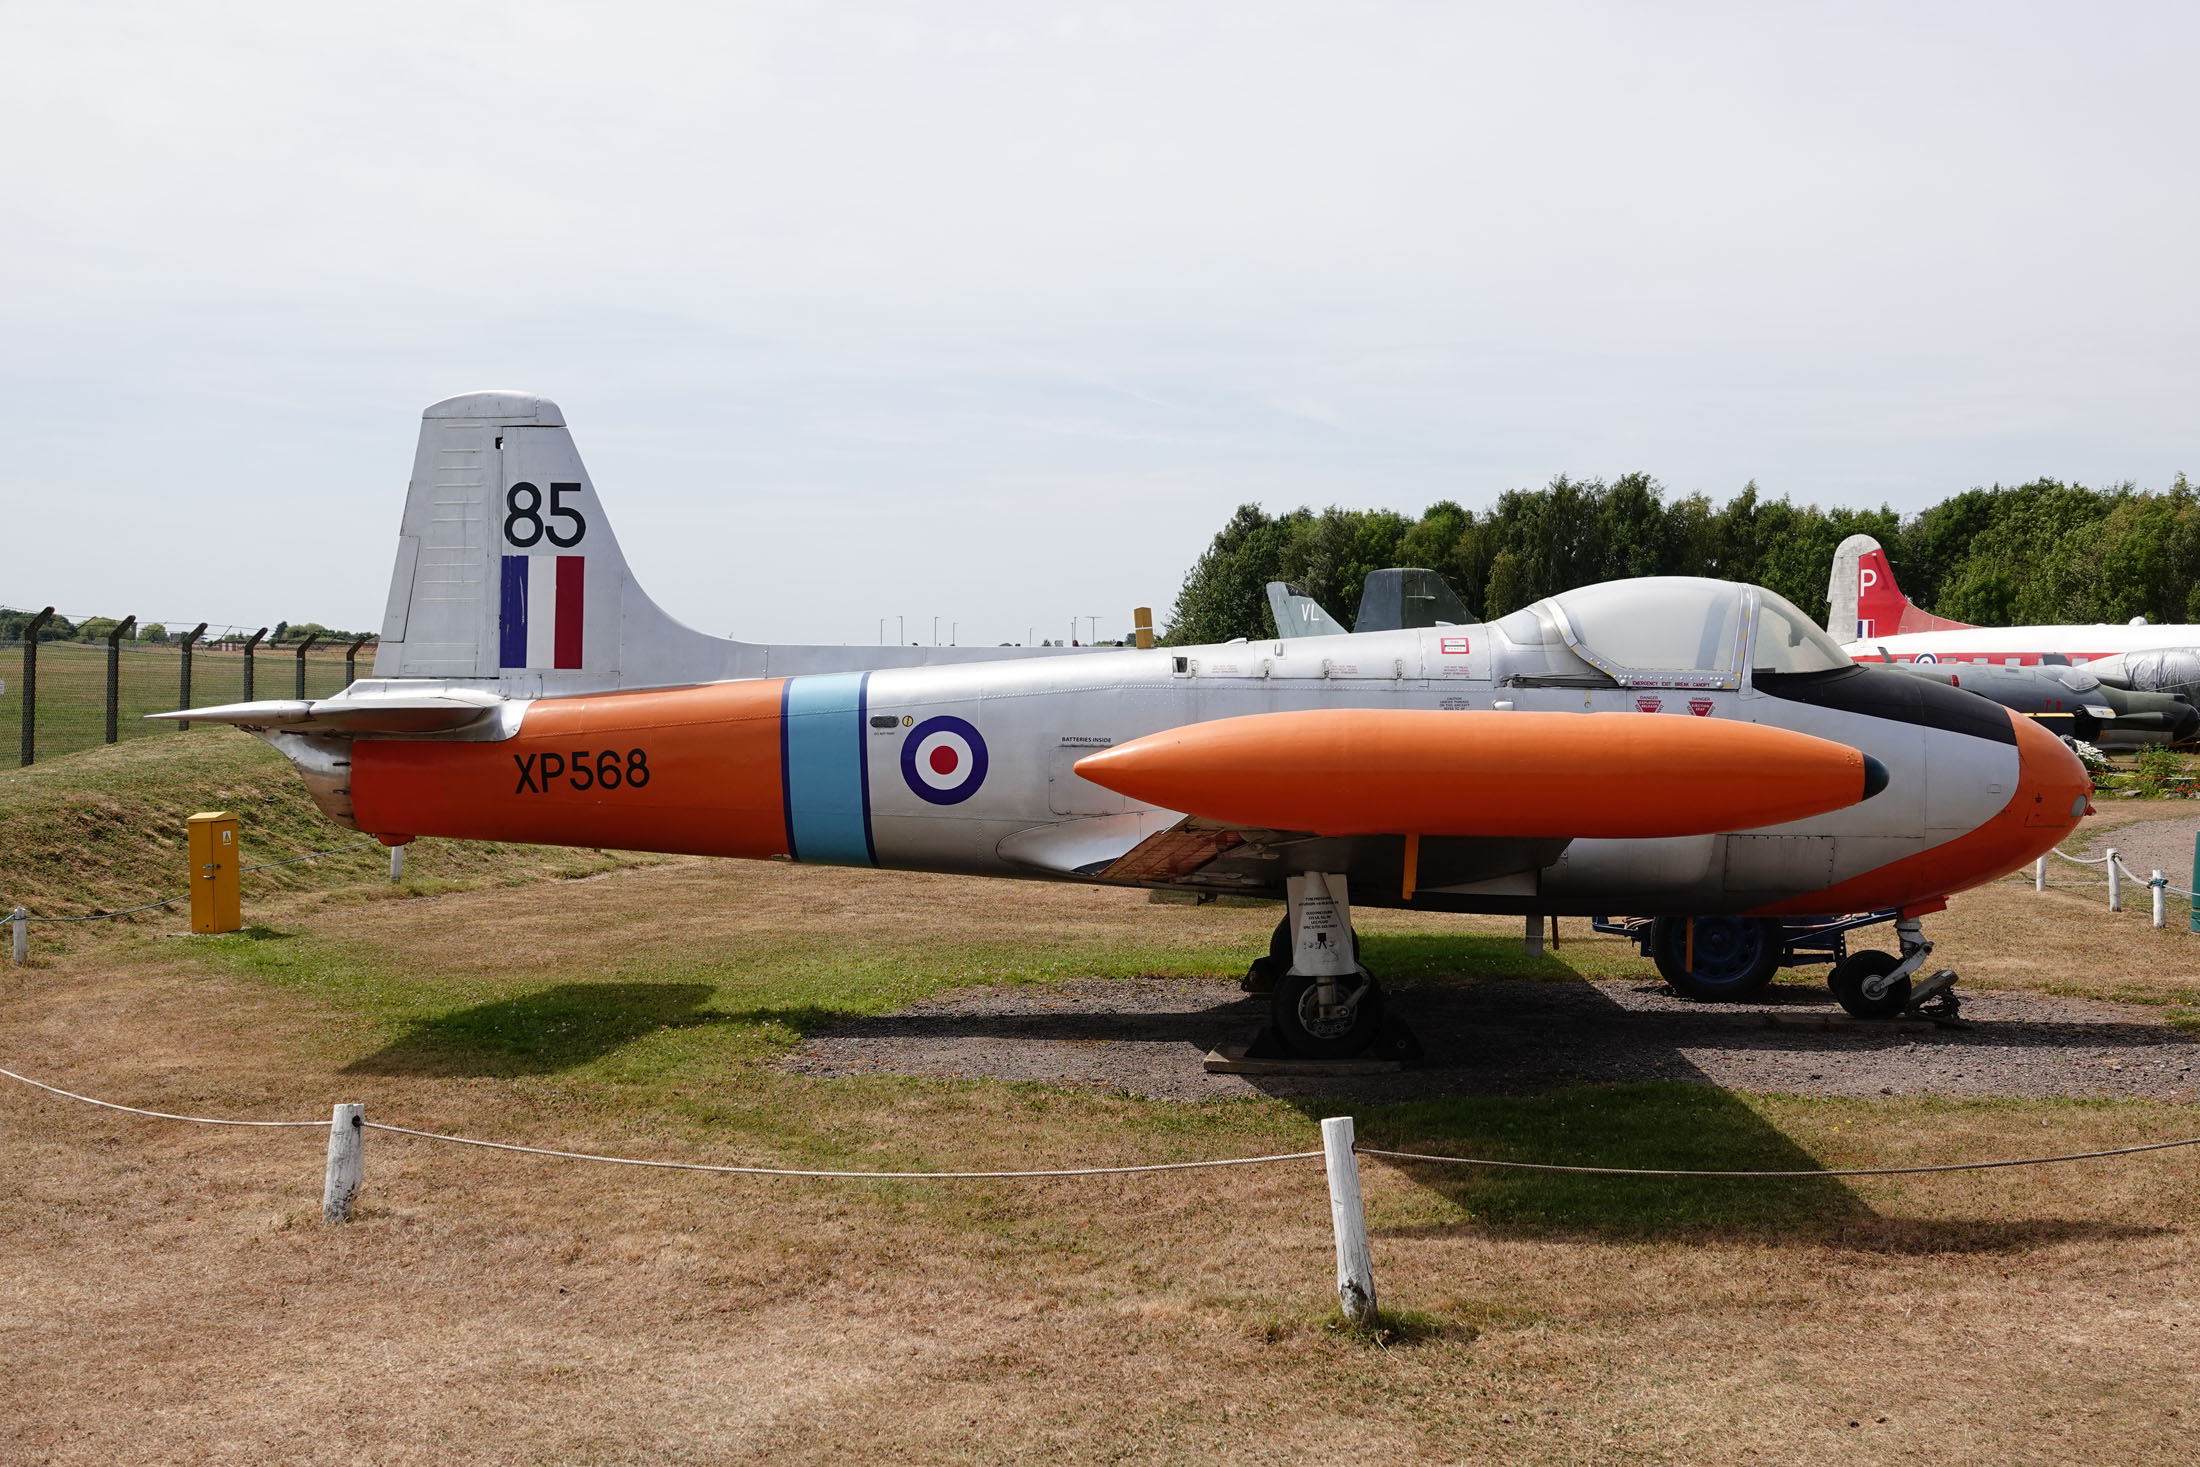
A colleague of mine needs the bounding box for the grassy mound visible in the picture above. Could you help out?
[0,728,651,919]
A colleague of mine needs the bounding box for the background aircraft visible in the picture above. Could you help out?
[163,393,2088,1056]
[1826,534,2200,746]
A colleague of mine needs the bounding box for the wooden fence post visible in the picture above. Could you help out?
[11,908,26,966]
[323,1103,364,1222]
[1321,1116,1377,1326]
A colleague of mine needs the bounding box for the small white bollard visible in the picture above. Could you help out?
[2154,870,2168,929]
[2108,849,2122,912]
[388,844,406,882]
[1320,1115,1378,1327]
[2034,857,2046,892]
[11,907,25,966]
[322,1102,365,1222]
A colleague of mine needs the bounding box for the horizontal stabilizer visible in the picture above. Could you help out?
[149,689,505,733]
[1075,709,1884,840]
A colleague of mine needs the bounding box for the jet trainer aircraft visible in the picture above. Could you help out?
[166,393,2091,1057]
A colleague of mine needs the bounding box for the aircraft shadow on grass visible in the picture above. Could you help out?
[337,963,2182,1246]
[341,982,841,1077]
[795,962,2184,1245]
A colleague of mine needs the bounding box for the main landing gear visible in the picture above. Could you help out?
[1246,874,1416,1061]
[1647,916,1782,1002]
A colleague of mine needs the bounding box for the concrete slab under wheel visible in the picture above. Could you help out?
[1203,1044,1405,1076]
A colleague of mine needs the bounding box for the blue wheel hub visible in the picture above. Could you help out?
[1663,917,1766,989]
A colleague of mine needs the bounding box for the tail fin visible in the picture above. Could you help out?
[1824,534,1974,642]
[373,391,1083,693]
[373,391,733,691]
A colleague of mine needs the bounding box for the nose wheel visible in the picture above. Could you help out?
[1828,949,1909,1019]
[1829,916,1961,1021]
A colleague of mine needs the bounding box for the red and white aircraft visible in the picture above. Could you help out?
[1828,533,2200,670]
[161,396,2089,1056]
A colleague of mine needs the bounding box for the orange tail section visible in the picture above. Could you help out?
[1075,710,1881,839]
[350,680,791,858]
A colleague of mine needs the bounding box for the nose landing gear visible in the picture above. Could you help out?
[1830,915,1961,1021]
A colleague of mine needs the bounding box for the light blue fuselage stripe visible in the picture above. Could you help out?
[783,672,874,866]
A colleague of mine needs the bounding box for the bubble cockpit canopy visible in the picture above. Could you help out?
[1524,577,1852,689]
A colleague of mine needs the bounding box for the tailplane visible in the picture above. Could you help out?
[1825,534,1974,643]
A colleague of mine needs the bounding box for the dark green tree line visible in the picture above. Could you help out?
[1161,474,2198,644]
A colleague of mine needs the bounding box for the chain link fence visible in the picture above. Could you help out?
[2,611,375,766]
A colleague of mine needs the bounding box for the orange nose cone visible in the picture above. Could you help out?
[1751,707,2093,916]
[2007,708,2093,843]
[1075,709,1876,839]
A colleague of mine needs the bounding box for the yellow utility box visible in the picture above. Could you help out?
[187,811,242,934]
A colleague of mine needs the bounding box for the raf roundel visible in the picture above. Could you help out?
[901,715,989,805]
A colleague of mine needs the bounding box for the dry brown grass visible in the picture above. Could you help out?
[4,853,2199,1464]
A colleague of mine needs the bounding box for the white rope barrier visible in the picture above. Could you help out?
[0,1065,325,1127]
[2105,856,2188,898]
[1358,1135,2200,1179]
[360,1121,1323,1179]
[0,1062,1318,1177]
[9,1061,2200,1185]
[2030,842,2194,923]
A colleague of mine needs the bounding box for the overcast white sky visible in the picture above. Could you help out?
[3,2,2195,644]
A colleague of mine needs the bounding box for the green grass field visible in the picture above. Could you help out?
[0,638,365,764]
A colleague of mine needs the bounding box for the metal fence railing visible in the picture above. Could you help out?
[3,610,375,766]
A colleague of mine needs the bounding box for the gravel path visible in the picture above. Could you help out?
[2082,812,2200,885]
[782,976,2200,1103]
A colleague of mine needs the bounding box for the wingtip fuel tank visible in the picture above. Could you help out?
[1074,709,1883,840]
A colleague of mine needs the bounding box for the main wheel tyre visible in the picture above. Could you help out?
[1270,970,1385,1059]
[1829,949,1911,1019]
[1649,916,1782,1002]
